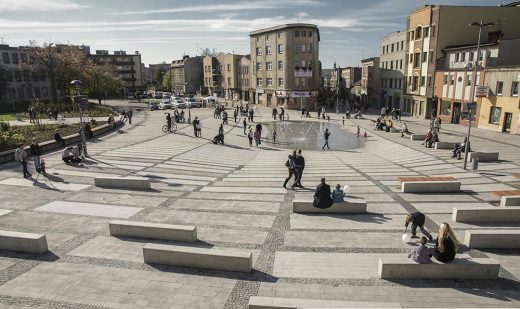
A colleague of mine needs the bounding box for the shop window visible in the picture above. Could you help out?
[489,106,501,124]
[440,101,451,116]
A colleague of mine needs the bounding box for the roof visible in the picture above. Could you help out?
[250,23,320,41]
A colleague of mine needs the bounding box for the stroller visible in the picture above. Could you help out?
[213,133,224,145]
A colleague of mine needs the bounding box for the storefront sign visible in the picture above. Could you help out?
[476,86,489,97]
[288,91,315,98]
[256,89,265,94]
[275,90,286,97]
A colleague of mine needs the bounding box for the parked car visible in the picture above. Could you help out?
[148,102,159,110]
[159,99,173,109]
[185,98,200,108]
[202,96,217,107]
[153,92,164,99]
[162,92,172,99]
[172,98,186,109]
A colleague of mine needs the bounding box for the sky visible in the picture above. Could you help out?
[0,0,507,68]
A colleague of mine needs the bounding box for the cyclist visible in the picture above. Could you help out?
[166,113,172,131]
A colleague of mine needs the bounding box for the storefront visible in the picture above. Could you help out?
[275,90,317,110]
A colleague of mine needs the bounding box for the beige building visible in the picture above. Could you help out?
[250,23,320,109]
[380,30,406,110]
[361,57,380,108]
[170,55,203,95]
[403,4,520,119]
[203,53,245,102]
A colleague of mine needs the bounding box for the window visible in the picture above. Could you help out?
[20,53,27,63]
[478,51,484,61]
[443,75,448,85]
[266,46,272,55]
[399,59,403,69]
[307,79,311,86]
[309,31,313,37]
[423,27,429,38]
[420,76,425,86]
[2,52,9,64]
[277,44,284,54]
[256,37,260,42]
[496,81,503,95]
[422,52,427,62]
[469,52,474,62]
[267,78,273,86]
[511,81,519,96]
[295,31,299,37]
[294,60,300,68]
[412,76,419,91]
[256,62,262,71]
[266,34,270,40]
[12,53,19,64]
[461,52,466,62]
[390,61,394,70]
[389,79,393,88]
[257,78,263,87]
[391,43,394,52]
[266,62,272,71]
[278,78,283,87]
[301,59,306,67]
[415,26,422,39]
[440,101,451,116]
[489,106,502,124]
[308,44,312,53]
[301,44,306,53]
[455,53,459,62]
[302,31,306,37]
[277,32,283,39]
[227,77,231,85]
[409,54,413,63]
[227,64,231,71]
[295,44,300,53]
[414,52,420,68]
[466,75,471,87]
[450,75,455,85]
[256,47,262,56]
[409,31,414,41]
[278,61,283,70]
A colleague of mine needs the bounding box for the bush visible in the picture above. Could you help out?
[0,120,10,132]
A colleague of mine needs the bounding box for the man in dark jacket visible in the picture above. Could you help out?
[283,151,297,189]
[293,149,305,188]
[29,138,42,173]
[313,177,333,209]
[192,117,199,136]
[405,212,433,241]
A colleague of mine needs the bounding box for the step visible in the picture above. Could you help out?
[292,198,366,214]
[143,244,252,272]
[464,230,520,249]
[248,296,402,309]
[468,152,499,162]
[109,220,197,242]
[452,206,520,223]
[402,181,461,193]
[0,230,48,254]
[501,195,520,207]
[94,176,151,190]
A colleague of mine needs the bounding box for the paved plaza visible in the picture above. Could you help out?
[0,105,520,308]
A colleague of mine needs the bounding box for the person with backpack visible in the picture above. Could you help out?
[283,150,297,189]
[294,149,305,188]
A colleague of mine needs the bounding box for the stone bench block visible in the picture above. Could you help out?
[248,296,402,309]
[464,230,520,249]
[434,142,454,149]
[410,134,426,141]
[402,181,461,193]
[378,256,500,279]
[94,176,151,190]
[389,127,400,133]
[453,206,520,223]
[501,195,520,207]
[109,220,197,242]
[292,198,366,214]
[143,244,252,272]
[468,152,499,162]
[0,230,48,254]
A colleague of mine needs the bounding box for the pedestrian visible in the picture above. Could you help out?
[30,138,42,173]
[342,116,345,126]
[54,129,65,146]
[364,131,367,141]
[272,129,277,143]
[272,107,277,120]
[243,118,247,135]
[327,115,330,122]
[247,127,253,147]
[14,142,31,178]
[222,110,228,124]
[356,125,360,137]
[196,120,202,137]
[401,121,408,138]
[280,107,285,120]
[234,109,238,123]
[192,117,199,136]
[322,128,330,150]
[301,107,305,118]
[250,109,254,122]
[283,150,297,189]
[254,128,261,147]
[317,107,321,119]
[404,212,433,241]
[294,149,305,188]
[127,109,133,124]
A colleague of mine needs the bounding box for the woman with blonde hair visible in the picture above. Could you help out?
[434,223,459,263]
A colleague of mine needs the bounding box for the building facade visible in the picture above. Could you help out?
[379,30,406,110]
[360,57,380,108]
[203,53,245,101]
[89,50,144,93]
[237,55,251,102]
[249,23,320,109]
[170,55,203,95]
[341,67,361,90]
[145,63,170,88]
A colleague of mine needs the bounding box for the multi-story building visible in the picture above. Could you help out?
[360,57,380,108]
[89,50,144,93]
[203,53,245,101]
[145,63,170,87]
[250,23,320,109]
[380,30,406,110]
[403,4,520,119]
[237,55,251,102]
[341,67,362,90]
[0,44,53,107]
[321,68,334,89]
[170,55,203,95]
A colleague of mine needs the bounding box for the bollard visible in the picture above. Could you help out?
[472,157,479,172]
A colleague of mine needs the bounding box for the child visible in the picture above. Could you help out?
[363,131,367,141]
[272,129,277,143]
[331,184,345,203]
[409,236,432,264]
[356,125,360,137]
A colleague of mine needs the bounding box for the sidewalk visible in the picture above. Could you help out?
[6,116,112,127]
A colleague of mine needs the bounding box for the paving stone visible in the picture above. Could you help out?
[0,178,90,191]
[36,201,143,219]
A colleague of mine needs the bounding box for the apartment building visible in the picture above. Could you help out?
[341,67,361,90]
[250,23,320,109]
[380,31,406,110]
[361,57,380,108]
[89,50,144,92]
[170,55,203,95]
[403,4,520,119]
[238,55,251,102]
[145,63,170,87]
[203,53,245,101]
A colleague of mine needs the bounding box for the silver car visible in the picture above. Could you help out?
[159,99,173,109]
[185,98,200,108]
[172,98,186,109]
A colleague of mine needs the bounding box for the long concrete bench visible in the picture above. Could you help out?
[109,220,197,242]
[410,134,426,141]
[464,230,520,249]
[94,176,151,190]
[389,127,400,133]
[452,206,520,223]
[434,142,454,149]
[378,256,500,279]
[468,152,499,162]
[292,198,366,214]
[0,230,48,254]
[143,244,253,272]
[402,181,461,193]
[248,296,402,309]
[501,195,520,207]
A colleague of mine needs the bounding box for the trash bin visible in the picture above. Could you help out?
[472,157,479,172]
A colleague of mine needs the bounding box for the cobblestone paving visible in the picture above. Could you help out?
[0,106,520,308]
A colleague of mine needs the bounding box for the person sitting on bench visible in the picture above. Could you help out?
[433,223,459,263]
[313,177,334,209]
[62,146,82,163]
[452,137,469,159]
[331,184,345,203]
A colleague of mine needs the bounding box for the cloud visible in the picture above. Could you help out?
[0,0,89,12]
[112,0,324,15]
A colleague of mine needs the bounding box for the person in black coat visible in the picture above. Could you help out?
[54,129,65,146]
[283,150,297,189]
[434,223,459,263]
[313,177,333,209]
[405,212,433,241]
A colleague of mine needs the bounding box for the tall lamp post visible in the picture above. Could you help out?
[185,82,191,123]
[70,80,88,158]
[463,20,494,170]
[335,66,341,114]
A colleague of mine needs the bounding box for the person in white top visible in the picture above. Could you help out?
[14,142,31,178]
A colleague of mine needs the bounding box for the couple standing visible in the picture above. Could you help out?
[283,150,305,190]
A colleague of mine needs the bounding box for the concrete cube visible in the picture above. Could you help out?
[292,198,366,214]
[468,152,499,162]
[410,134,426,141]
[0,230,48,254]
[109,220,197,242]
[464,230,520,249]
[248,296,402,309]
[500,195,520,207]
[452,206,520,223]
[434,142,454,149]
[402,181,461,193]
[94,176,151,190]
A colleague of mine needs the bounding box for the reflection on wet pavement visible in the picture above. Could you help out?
[262,121,363,150]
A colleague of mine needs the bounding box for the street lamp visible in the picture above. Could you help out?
[70,79,88,158]
[336,66,341,114]
[185,82,191,123]
[463,20,495,170]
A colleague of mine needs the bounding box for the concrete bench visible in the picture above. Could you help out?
[94,176,151,190]
[402,181,461,193]
[143,244,252,272]
[452,206,520,223]
[501,195,520,207]
[389,127,400,133]
[464,230,520,249]
[0,230,48,254]
[292,198,366,214]
[109,220,197,242]
[248,296,402,309]
[410,134,426,141]
[378,256,500,279]
[434,142,454,149]
[468,152,499,162]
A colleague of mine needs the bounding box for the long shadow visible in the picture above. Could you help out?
[301,213,391,224]
[0,249,59,262]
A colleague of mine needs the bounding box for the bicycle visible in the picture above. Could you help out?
[162,123,177,133]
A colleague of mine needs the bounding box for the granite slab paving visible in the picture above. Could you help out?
[36,201,144,219]
[65,192,168,207]
[0,178,90,191]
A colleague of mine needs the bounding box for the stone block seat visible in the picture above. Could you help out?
[464,230,520,249]
[410,134,426,141]
[94,176,151,190]
[500,195,520,207]
[109,220,197,242]
[248,296,402,309]
[292,197,366,214]
[378,256,500,279]
[400,177,460,193]
[468,152,499,162]
[143,244,253,272]
[452,206,520,223]
[0,230,48,254]
[434,142,454,149]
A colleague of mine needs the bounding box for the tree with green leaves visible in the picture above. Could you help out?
[162,70,171,91]
[84,63,123,105]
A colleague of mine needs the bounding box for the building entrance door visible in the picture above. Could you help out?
[503,112,513,133]
[452,103,461,124]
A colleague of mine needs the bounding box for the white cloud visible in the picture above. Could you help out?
[0,0,88,12]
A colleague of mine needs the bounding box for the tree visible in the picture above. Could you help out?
[162,70,171,91]
[200,48,219,57]
[84,63,123,105]
[0,65,8,105]
[155,66,167,88]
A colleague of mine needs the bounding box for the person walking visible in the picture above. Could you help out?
[127,109,133,124]
[222,110,228,125]
[357,125,360,137]
[342,116,345,126]
[272,107,277,120]
[234,109,238,123]
[322,128,330,150]
[249,109,254,122]
[30,138,42,173]
[196,120,202,137]
[15,142,31,178]
[247,127,254,147]
[254,129,261,147]
[54,129,65,146]
[243,118,247,135]
[294,149,305,188]
[405,212,433,241]
[272,129,277,143]
[301,107,305,118]
[283,150,297,189]
[280,107,285,120]
[192,117,199,136]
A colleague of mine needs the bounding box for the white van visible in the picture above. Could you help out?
[202,96,217,107]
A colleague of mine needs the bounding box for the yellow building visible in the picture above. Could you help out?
[478,67,520,134]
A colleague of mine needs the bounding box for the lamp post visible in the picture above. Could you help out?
[463,20,494,170]
[185,82,191,123]
[336,66,341,114]
[70,80,88,158]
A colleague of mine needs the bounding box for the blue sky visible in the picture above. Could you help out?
[0,0,505,68]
